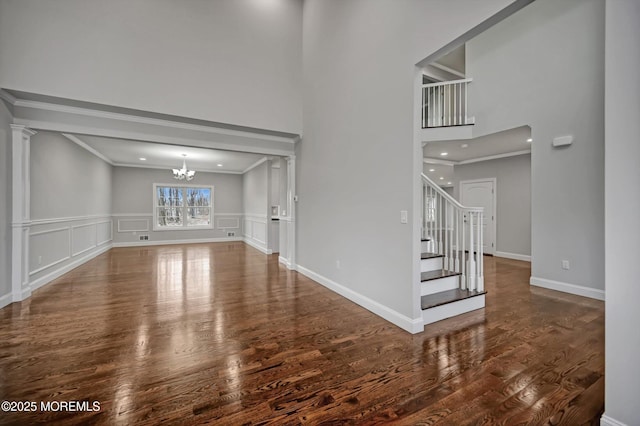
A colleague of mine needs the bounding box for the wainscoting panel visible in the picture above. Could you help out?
[71,223,98,257]
[217,217,240,229]
[28,215,112,291]
[243,215,269,254]
[117,218,149,233]
[96,221,113,246]
[29,227,71,275]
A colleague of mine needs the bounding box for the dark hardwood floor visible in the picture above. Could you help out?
[0,242,604,425]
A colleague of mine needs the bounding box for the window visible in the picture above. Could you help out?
[153,184,213,230]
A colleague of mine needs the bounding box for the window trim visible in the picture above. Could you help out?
[152,183,214,231]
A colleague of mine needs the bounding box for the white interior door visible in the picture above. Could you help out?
[461,179,495,255]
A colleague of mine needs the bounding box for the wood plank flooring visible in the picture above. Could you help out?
[0,242,604,425]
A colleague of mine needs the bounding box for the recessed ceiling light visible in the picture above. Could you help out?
[139,157,146,161]
[447,182,452,185]
[217,164,223,167]
[461,144,468,149]
[429,168,435,172]
[439,177,444,180]
[440,152,448,156]
[526,138,533,143]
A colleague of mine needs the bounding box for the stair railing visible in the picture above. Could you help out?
[421,173,484,291]
[422,78,472,128]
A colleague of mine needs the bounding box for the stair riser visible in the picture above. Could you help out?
[421,275,459,296]
[421,240,433,252]
[422,294,485,325]
[420,257,443,272]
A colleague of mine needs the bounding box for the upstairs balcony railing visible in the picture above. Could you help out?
[422,78,472,128]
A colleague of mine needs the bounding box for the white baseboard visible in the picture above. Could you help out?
[243,238,272,255]
[296,264,423,334]
[0,292,12,310]
[530,276,605,301]
[112,237,243,248]
[601,414,628,426]
[494,251,531,262]
[29,244,113,292]
[278,256,291,268]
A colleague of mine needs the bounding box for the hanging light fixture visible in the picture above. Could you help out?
[172,154,196,181]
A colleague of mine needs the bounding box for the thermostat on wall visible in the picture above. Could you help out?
[552,135,574,147]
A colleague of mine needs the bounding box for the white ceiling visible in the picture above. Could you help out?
[423,126,532,187]
[70,135,268,173]
[424,125,531,163]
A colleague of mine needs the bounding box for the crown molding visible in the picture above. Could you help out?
[424,149,530,166]
[242,157,269,174]
[13,98,298,144]
[112,162,243,175]
[423,158,456,166]
[12,118,295,157]
[62,133,114,165]
[0,89,17,105]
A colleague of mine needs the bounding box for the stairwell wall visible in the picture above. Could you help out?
[466,0,605,295]
[300,0,517,331]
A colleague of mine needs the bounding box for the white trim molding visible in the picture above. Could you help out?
[113,237,243,248]
[243,238,272,255]
[117,218,150,233]
[62,133,114,165]
[242,157,268,174]
[296,265,424,334]
[11,125,36,303]
[494,251,531,262]
[0,292,13,310]
[530,276,605,301]
[29,244,112,292]
[600,415,629,426]
[423,150,530,166]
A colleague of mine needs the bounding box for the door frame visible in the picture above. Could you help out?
[459,178,497,255]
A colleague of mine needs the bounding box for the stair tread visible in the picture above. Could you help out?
[421,269,460,282]
[421,252,444,260]
[421,289,487,310]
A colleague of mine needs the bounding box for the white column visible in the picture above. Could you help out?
[285,155,296,270]
[11,125,36,302]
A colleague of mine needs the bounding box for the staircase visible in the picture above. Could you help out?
[420,173,486,325]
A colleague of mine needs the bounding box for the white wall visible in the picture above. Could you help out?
[28,131,113,289]
[0,0,303,134]
[31,132,112,220]
[300,0,515,330]
[452,154,531,257]
[111,166,243,245]
[0,101,12,306]
[242,161,269,252]
[467,0,605,294]
[604,0,640,424]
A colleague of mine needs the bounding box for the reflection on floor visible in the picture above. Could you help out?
[0,242,604,424]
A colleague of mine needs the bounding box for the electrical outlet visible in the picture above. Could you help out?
[139,235,149,241]
[227,231,235,237]
[38,255,42,265]
[336,260,341,269]
[562,260,570,270]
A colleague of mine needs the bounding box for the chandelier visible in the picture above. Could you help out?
[172,154,196,181]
